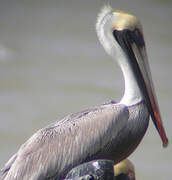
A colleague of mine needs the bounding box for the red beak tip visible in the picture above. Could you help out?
[163,139,169,148]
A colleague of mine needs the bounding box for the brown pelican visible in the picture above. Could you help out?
[0,5,168,180]
[114,159,135,180]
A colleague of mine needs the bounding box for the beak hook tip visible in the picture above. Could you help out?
[163,138,169,148]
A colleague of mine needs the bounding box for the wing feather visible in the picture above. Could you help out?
[1,103,129,180]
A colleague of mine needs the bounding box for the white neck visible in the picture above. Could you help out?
[119,53,142,106]
[96,6,143,106]
[110,41,143,106]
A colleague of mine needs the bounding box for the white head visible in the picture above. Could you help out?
[96,5,143,65]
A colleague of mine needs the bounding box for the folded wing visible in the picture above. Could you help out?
[1,103,129,180]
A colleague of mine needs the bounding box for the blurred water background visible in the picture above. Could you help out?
[0,0,172,179]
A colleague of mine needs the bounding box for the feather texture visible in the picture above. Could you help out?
[1,103,128,180]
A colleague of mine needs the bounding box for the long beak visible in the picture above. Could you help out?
[113,29,168,147]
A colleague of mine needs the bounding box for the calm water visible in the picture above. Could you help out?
[0,0,172,179]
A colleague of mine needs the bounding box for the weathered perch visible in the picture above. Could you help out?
[64,159,135,180]
[65,160,114,180]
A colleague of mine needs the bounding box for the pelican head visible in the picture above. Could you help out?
[96,5,168,147]
[114,159,135,180]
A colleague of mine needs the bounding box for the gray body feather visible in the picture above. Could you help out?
[1,102,139,180]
